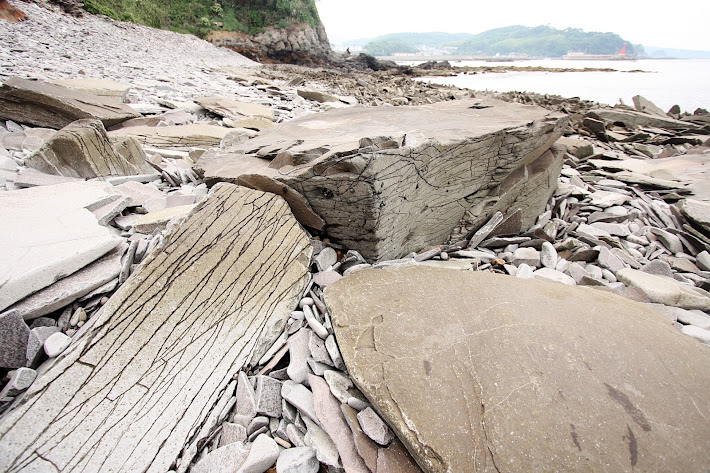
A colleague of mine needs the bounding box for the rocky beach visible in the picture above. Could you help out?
[1,1,710,472]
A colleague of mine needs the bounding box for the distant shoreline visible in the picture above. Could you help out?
[377,54,704,62]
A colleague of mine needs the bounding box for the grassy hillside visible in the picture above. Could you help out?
[82,0,321,37]
[455,25,640,57]
[364,32,474,55]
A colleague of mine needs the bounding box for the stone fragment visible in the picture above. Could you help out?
[199,98,567,262]
[533,267,576,286]
[224,117,276,131]
[311,375,370,473]
[282,380,319,425]
[0,185,312,472]
[325,266,710,473]
[678,199,710,233]
[108,124,231,149]
[0,367,37,398]
[220,422,248,446]
[651,228,684,254]
[357,407,395,447]
[288,328,312,384]
[9,243,126,320]
[592,107,697,130]
[195,96,274,121]
[0,181,123,311]
[540,241,557,268]
[0,77,139,129]
[309,331,333,366]
[325,335,346,371]
[676,309,710,329]
[26,326,60,366]
[254,375,283,418]
[512,247,541,267]
[297,89,340,103]
[49,78,132,102]
[341,404,379,473]
[192,441,250,473]
[556,136,593,158]
[43,332,71,358]
[617,268,710,310]
[236,371,258,421]
[303,417,340,468]
[313,269,342,288]
[132,204,196,233]
[681,325,710,345]
[0,310,30,369]
[276,446,319,473]
[632,95,668,117]
[315,247,338,272]
[641,260,674,279]
[237,434,279,473]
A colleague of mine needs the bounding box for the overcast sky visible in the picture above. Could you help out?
[316,0,710,50]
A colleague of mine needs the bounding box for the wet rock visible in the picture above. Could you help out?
[199,98,567,262]
[325,266,710,473]
[0,185,312,472]
[0,77,139,129]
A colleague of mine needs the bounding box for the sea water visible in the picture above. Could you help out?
[407,58,710,113]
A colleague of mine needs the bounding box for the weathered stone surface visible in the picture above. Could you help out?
[50,78,132,102]
[592,108,698,130]
[0,310,30,369]
[325,266,710,473]
[8,243,126,320]
[194,95,274,121]
[108,123,231,149]
[132,204,196,233]
[0,181,124,312]
[276,446,319,473]
[376,439,424,473]
[198,98,567,262]
[617,268,710,310]
[192,441,250,473]
[0,185,312,473]
[632,95,667,117]
[0,77,139,129]
[678,198,710,233]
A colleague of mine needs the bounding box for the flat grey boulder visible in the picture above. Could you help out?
[108,123,231,149]
[0,184,312,473]
[0,77,139,129]
[325,266,710,473]
[591,107,699,130]
[26,118,153,179]
[199,98,567,262]
[0,181,124,312]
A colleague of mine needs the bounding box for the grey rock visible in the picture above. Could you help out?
[0,367,37,398]
[0,310,30,369]
[43,332,71,358]
[651,228,684,254]
[533,267,576,286]
[540,241,558,268]
[357,407,395,447]
[326,266,710,473]
[617,268,710,310]
[325,335,346,371]
[276,447,319,473]
[0,185,312,473]
[512,247,541,268]
[287,423,307,447]
[591,107,698,130]
[26,326,60,366]
[313,269,343,289]
[314,247,338,272]
[641,260,674,279]
[192,441,250,473]
[282,380,319,425]
[678,199,710,233]
[632,95,668,117]
[236,371,258,420]
[254,375,282,418]
[303,417,340,468]
[0,77,139,129]
[248,416,269,436]
[198,98,567,262]
[681,325,710,345]
[288,328,313,384]
[108,123,231,149]
[676,309,710,329]
[516,263,535,279]
[376,439,424,473]
[309,330,333,366]
[220,422,248,447]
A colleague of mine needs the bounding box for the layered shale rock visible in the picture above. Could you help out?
[325,266,710,473]
[0,77,139,129]
[199,98,567,262]
[108,123,232,149]
[0,184,312,473]
[26,118,153,178]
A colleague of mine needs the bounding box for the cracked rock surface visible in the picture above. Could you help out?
[0,184,312,473]
[198,98,567,262]
[325,265,710,473]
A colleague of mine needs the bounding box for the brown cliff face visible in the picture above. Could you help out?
[0,0,28,21]
[207,22,334,65]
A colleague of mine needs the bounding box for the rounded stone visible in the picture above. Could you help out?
[44,332,72,358]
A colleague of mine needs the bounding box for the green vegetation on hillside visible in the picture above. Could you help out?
[82,0,321,37]
[363,32,474,55]
[455,25,640,57]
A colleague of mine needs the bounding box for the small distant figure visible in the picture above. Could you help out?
[346,48,351,56]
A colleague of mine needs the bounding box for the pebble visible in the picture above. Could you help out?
[0,367,37,398]
[357,407,395,447]
[512,247,541,268]
[281,380,319,426]
[0,309,30,369]
[43,332,71,358]
[287,329,313,384]
[540,241,558,268]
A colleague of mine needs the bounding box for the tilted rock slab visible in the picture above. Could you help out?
[325,266,710,473]
[0,184,312,473]
[26,118,153,178]
[198,98,567,262]
[0,77,139,129]
[108,123,231,149]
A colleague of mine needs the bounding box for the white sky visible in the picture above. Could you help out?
[316,0,710,50]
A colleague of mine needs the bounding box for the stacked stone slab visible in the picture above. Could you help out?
[198,98,568,262]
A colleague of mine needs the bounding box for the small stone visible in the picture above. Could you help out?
[596,246,625,273]
[43,332,71,358]
[323,370,353,404]
[376,439,422,473]
[254,376,282,418]
[515,263,534,279]
[602,269,617,283]
[309,331,333,366]
[276,446,319,473]
[220,422,248,447]
[357,407,395,447]
[307,358,331,376]
[325,335,346,370]
[696,251,710,271]
[532,268,576,286]
[299,297,314,309]
[248,416,270,436]
[315,247,338,272]
[287,423,307,447]
[288,328,313,384]
[303,305,329,340]
[681,325,710,345]
[0,310,30,369]
[590,222,630,237]
[0,367,37,398]
[651,228,684,254]
[313,270,342,289]
[540,241,558,268]
[676,309,710,329]
[641,260,674,279]
[303,417,340,468]
[617,268,710,310]
[236,371,257,421]
[26,326,60,366]
[192,441,250,473]
[512,247,540,268]
[282,380,319,425]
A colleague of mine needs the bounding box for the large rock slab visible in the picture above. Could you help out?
[0,77,139,129]
[325,266,710,473]
[108,123,231,149]
[194,95,274,121]
[591,107,699,130]
[0,181,124,312]
[199,98,567,262]
[0,185,312,473]
[50,78,132,102]
[26,119,153,178]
